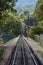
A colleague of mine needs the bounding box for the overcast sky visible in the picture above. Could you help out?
[16,0,38,6]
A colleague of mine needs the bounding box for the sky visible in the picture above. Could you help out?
[16,0,38,6]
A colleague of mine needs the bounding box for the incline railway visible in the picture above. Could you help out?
[6,35,42,65]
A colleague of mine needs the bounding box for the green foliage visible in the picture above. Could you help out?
[29,25,43,35]
[30,0,43,36]
[19,12,24,19]
[0,0,23,43]
[38,20,43,26]
[0,0,17,20]
[34,0,43,21]
[11,16,22,35]
[19,12,27,22]
[0,15,22,42]
[0,0,17,31]
[1,16,22,36]
[0,0,22,37]
[24,15,29,26]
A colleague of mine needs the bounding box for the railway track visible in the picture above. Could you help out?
[6,36,41,65]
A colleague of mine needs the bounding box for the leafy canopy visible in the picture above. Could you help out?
[34,0,43,21]
[29,25,43,35]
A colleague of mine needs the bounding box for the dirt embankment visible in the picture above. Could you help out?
[0,46,16,65]
[0,37,19,65]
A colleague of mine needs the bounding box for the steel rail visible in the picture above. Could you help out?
[11,38,21,65]
[22,44,26,65]
[12,38,26,65]
[23,37,38,65]
[12,44,18,65]
[12,39,26,65]
[12,43,25,65]
[7,36,39,65]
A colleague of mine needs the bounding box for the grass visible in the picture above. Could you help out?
[28,38,43,57]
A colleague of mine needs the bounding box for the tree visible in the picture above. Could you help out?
[0,0,17,34]
[0,0,17,26]
[1,15,22,35]
[25,15,29,26]
[29,25,43,35]
[0,0,17,20]
[34,0,43,21]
